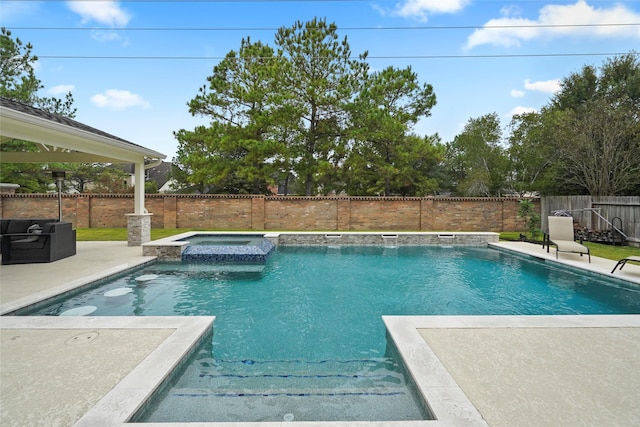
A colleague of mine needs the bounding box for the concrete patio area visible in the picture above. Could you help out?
[1,240,639,426]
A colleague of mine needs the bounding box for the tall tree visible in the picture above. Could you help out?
[507,111,557,195]
[553,98,639,196]
[345,66,438,196]
[546,52,640,195]
[275,18,368,195]
[1,27,76,116]
[67,163,130,193]
[174,38,284,193]
[1,27,77,192]
[446,113,508,196]
[174,122,278,194]
[1,27,40,104]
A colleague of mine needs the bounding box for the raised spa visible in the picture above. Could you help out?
[178,234,276,263]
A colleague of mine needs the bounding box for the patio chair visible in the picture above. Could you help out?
[611,255,640,274]
[1,221,76,264]
[546,216,590,262]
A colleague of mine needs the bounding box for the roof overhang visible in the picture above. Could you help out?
[0,104,166,164]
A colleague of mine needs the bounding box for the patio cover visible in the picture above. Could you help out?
[0,97,166,243]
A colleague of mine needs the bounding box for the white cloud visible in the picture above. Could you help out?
[524,78,561,94]
[510,89,526,98]
[507,106,538,117]
[67,1,131,27]
[467,0,640,49]
[91,89,150,110]
[91,31,126,44]
[48,85,75,95]
[393,0,472,21]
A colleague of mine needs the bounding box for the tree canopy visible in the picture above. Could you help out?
[1,27,79,192]
[174,18,636,197]
[1,27,76,117]
[174,19,442,196]
[1,27,135,194]
[508,52,640,196]
[3,23,637,198]
[445,113,508,197]
[345,66,439,196]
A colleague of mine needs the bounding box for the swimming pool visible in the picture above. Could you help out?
[21,245,640,422]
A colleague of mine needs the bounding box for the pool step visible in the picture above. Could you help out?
[166,357,413,410]
[171,385,410,398]
[149,385,425,422]
[141,354,429,422]
[181,357,402,388]
[150,263,267,274]
[189,368,404,391]
[142,358,430,422]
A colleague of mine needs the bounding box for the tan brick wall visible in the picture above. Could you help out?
[1,194,537,232]
[251,196,265,230]
[429,198,507,231]
[75,196,90,228]
[162,196,177,229]
[503,198,527,231]
[349,198,421,230]
[264,197,339,230]
[89,196,133,228]
[337,198,351,230]
[174,196,253,229]
[2,195,60,220]
[143,197,165,229]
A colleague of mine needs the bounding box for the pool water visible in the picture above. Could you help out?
[25,246,640,422]
[179,234,266,246]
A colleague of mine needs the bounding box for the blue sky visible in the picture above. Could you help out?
[2,0,639,159]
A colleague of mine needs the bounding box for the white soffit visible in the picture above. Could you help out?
[0,103,165,164]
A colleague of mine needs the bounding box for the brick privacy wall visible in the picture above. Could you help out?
[0,194,535,232]
[175,196,255,229]
[90,196,133,228]
[349,198,422,230]
[265,197,340,230]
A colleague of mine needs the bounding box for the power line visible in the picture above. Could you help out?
[3,0,639,2]
[32,52,635,60]
[9,23,640,32]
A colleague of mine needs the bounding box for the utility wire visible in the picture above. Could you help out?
[32,52,635,60]
[9,23,640,31]
[4,0,639,2]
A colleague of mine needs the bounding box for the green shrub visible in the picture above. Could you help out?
[517,199,540,241]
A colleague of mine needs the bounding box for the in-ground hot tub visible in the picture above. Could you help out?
[176,234,276,263]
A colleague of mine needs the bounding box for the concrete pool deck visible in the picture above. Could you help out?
[1,240,639,426]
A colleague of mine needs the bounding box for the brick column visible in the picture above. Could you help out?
[163,196,177,228]
[75,195,90,228]
[251,196,265,230]
[421,198,434,230]
[126,213,152,246]
[337,198,351,230]
[502,198,521,232]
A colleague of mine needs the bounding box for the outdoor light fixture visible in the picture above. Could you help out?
[51,169,66,221]
[52,170,66,180]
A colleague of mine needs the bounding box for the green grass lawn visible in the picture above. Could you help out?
[499,231,640,261]
[76,228,202,241]
[582,241,640,261]
[77,228,640,262]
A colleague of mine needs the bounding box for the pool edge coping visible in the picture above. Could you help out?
[384,314,640,427]
[0,256,157,316]
[488,241,640,286]
[0,316,214,427]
